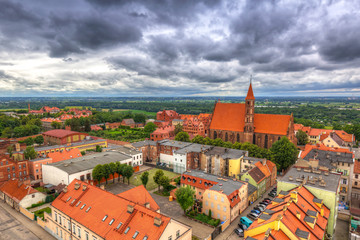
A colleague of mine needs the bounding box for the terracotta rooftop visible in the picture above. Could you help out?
[246,83,255,100]
[43,129,85,138]
[248,166,266,184]
[117,185,160,212]
[47,148,82,163]
[0,179,39,203]
[52,180,171,240]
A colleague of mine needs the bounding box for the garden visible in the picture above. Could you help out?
[34,207,51,220]
[130,168,180,191]
[89,126,149,142]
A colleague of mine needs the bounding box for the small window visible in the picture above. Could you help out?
[109,218,115,225]
[102,215,108,222]
[86,207,91,212]
[143,236,148,240]
[116,222,123,229]
[71,199,76,204]
[66,197,71,202]
[76,201,81,207]
[168,236,172,240]
[124,227,130,234]
[133,231,139,239]
[81,204,86,210]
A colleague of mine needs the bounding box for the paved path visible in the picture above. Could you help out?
[0,201,55,240]
[215,186,277,240]
[334,218,349,240]
[27,203,51,213]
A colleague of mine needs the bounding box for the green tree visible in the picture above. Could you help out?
[223,141,233,148]
[84,118,91,132]
[296,130,308,145]
[191,135,204,144]
[213,138,224,147]
[140,171,149,189]
[7,145,14,157]
[95,145,103,152]
[175,132,190,142]
[174,124,183,135]
[2,127,13,138]
[92,165,104,186]
[123,165,134,184]
[103,164,111,185]
[109,162,117,183]
[134,113,146,124]
[175,186,195,214]
[159,175,170,192]
[153,169,164,192]
[34,135,44,145]
[270,137,298,171]
[144,122,157,133]
[24,146,37,160]
[51,121,62,129]
[24,137,34,146]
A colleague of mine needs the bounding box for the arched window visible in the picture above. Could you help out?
[253,134,256,144]
[225,133,228,142]
[214,131,217,139]
[265,135,268,148]
[278,137,281,141]
[237,133,240,142]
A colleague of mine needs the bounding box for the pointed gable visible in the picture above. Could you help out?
[246,83,255,100]
[210,102,246,131]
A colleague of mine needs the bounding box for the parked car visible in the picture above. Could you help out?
[234,228,244,237]
[247,213,259,220]
[258,203,267,209]
[260,201,269,206]
[251,209,261,215]
[263,199,271,203]
[255,205,265,211]
[240,217,253,228]
[268,191,276,197]
[238,223,248,230]
[264,198,271,201]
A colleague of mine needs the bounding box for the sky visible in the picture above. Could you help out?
[0,0,360,97]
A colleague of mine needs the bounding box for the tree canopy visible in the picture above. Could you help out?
[92,165,104,186]
[175,186,195,213]
[24,146,37,160]
[140,171,149,188]
[144,122,157,133]
[122,165,134,184]
[175,132,190,142]
[270,137,298,171]
[296,130,308,145]
[153,169,164,191]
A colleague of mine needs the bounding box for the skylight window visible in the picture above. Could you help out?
[76,201,81,207]
[116,222,123,229]
[133,231,139,239]
[102,215,108,222]
[71,199,76,204]
[66,197,71,202]
[86,207,91,212]
[143,236,148,240]
[124,227,130,234]
[81,204,86,210]
[109,218,115,225]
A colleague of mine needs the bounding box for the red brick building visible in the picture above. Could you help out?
[43,129,88,145]
[132,140,158,163]
[150,126,175,141]
[156,110,180,122]
[181,114,211,137]
[209,83,296,148]
[121,118,136,128]
[0,155,29,184]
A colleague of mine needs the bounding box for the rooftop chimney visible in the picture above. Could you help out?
[145,202,150,209]
[74,182,80,190]
[127,205,134,213]
[296,211,301,219]
[82,184,87,191]
[154,217,162,226]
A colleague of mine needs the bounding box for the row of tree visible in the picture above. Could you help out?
[175,132,298,171]
[92,162,134,185]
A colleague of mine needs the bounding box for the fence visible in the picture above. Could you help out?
[37,217,46,228]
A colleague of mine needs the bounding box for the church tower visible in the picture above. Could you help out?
[244,81,255,143]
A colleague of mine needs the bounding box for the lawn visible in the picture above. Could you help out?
[130,168,180,191]
[34,207,51,220]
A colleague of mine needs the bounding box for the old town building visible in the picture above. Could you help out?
[157,110,180,122]
[0,155,29,184]
[43,129,89,145]
[209,83,296,148]
[45,180,192,240]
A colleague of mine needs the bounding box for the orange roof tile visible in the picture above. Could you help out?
[319,133,329,141]
[0,179,38,202]
[246,83,255,100]
[294,124,304,131]
[300,143,353,159]
[255,161,271,178]
[48,149,82,163]
[52,180,171,240]
[117,185,160,212]
[254,114,291,135]
[354,159,360,174]
[43,129,86,138]
[210,102,246,131]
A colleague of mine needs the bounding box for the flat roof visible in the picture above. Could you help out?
[280,166,341,193]
[158,139,192,148]
[183,170,246,195]
[204,146,247,159]
[111,145,141,156]
[174,143,212,154]
[132,140,156,147]
[46,151,131,175]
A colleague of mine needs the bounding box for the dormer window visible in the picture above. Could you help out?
[133,231,139,239]
[109,218,115,225]
[124,227,130,234]
[80,204,86,210]
[66,197,71,202]
[102,215,108,222]
[86,207,91,212]
[71,199,76,204]
[116,222,123,229]
[76,201,81,207]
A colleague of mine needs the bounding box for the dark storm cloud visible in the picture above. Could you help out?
[1,0,360,96]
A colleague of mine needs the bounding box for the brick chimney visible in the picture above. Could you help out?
[74,182,80,190]
[154,217,162,227]
[127,205,134,213]
[82,184,87,191]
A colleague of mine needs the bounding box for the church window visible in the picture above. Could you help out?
[225,133,228,142]
[265,135,268,148]
[214,131,217,139]
[237,133,240,142]
[253,134,256,144]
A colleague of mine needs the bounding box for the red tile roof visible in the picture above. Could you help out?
[43,129,85,138]
[319,133,329,141]
[48,149,82,163]
[246,185,329,240]
[255,161,271,178]
[117,185,160,212]
[210,103,291,135]
[248,166,266,184]
[0,179,38,203]
[246,83,255,100]
[181,173,218,190]
[300,143,353,159]
[354,160,360,174]
[52,180,171,240]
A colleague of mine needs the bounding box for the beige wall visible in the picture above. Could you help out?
[159,219,192,240]
[203,190,230,222]
[322,136,340,148]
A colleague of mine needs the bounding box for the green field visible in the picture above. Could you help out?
[130,168,180,191]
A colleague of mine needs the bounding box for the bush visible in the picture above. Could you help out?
[174,176,181,185]
[27,202,46,209]
[81,151,86,155]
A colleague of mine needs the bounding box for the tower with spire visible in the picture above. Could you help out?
[244,76,255,143]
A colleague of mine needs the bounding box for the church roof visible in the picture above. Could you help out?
[246,83,255,100]
[210,103,291,135]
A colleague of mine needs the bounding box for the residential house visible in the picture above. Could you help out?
[132,140,158,163]
[150,125,175,141]
[247,183,258,205]
[43,129,89,145]
[277,164,341,235]
[121,119,136,128]
[45,180,192,240]
[181,170,248,225]
[254,160,277,189]
[300,144,354,202]
[240,156,263,173]
[245,185,330,240]
[0,179,46,211]
[156,110,180,122]
[0,155,29,184]
[241,166,266,199]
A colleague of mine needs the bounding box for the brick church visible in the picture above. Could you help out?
[209,83,296,148]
